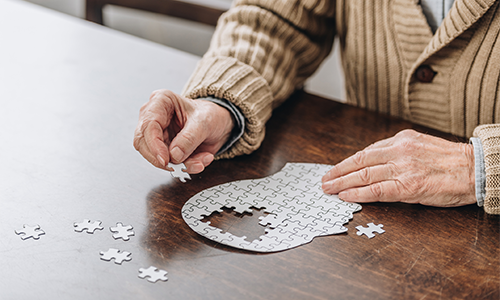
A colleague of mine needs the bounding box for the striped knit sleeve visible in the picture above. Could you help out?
[473,124,500,214]
[182,0,336,159]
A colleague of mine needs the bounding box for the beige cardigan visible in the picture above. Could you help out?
[182,0,500,214]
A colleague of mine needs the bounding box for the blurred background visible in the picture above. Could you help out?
[20,0,345,101]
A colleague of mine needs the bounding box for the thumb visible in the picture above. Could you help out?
[169,118,207,163]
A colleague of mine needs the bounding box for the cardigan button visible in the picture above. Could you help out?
[415,65,436,83]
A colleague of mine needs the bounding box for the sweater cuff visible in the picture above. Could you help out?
[470,137,486,207]
[473,124,500,214]
[182,56,274,159]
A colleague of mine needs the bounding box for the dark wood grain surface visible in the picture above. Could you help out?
[144,91,499,300]
[1,1,498,299]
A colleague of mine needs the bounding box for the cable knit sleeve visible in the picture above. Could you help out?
[182,0,336,159]
[473,124,500,215]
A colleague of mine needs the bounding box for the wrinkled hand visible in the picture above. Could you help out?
[133,89,234,174]
[322,129,476,207]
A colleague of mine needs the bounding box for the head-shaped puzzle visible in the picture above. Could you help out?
[182,163,361,252]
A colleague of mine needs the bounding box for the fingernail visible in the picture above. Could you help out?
[339,191,349,200]
[191,163,204,174]
[157,155,166,167]
[322,182,331,193]
[170,147,184,162]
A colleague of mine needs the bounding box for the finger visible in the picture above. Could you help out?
[134,92,178,168]
[134,136,167,170]
[183,152,215,174]
[134,120,170,169]
[322,164,394,194]
[338,180,402,203]
[169,118,208,163]
[322,148,394,182]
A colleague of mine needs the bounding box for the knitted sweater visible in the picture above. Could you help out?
[182,0,500,214]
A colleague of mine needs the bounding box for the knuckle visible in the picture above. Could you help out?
[133,136,142,151]
[386,161,398,177]
[358,167,371,183]
[138,119,150,136]
[397,129,418,138]
[394,139,419,154]
[150,89,171,98]
[352,150,367,166]
[370,182,384,198]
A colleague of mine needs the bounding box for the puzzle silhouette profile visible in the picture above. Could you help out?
[182,163,362,252]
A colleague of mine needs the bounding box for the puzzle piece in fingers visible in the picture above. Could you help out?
[15,224,45,240]
[356,223,385,238]
[74,219,104,234]
[168,162,191,183]
[138,266,168,283]
[182,163,362,252]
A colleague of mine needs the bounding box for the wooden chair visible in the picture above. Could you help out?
[85,0,228,27]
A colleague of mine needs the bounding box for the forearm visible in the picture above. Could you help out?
[182,0,336,158]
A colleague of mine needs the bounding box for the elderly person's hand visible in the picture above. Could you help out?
[133,89,234,174]
[322,129,477,207]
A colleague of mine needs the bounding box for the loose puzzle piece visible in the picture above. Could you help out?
[182,163,362,252]
[138,266,168,283]
[168,162,191,183]
[15,224,45,240]
[110,222,135,241]
[99,248,132,264]
[74,219,104,234]
[356,223,385,239]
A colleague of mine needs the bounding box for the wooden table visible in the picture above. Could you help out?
[1,1,498,299]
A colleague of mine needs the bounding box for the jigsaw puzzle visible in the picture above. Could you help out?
[99,248,132,264]
[356,223,385,238]
[74,219,104,234]
[15,224,45,240]
[110,222,135,241]
[168,162,190,183]
[182,163,362,252]
[138,266,168,283]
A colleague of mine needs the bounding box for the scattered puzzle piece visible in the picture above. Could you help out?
[182,163,362,252]
[356,223,385,239]
[99,248,132,264]
[74,219,104,234]
[110,222,134,241]
[15,224,45,240]
[168,162,191,183]
[138,266,168,283]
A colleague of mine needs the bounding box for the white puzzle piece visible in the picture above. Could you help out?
[356,223,385,238]
[15,224,45,240]
[110,222,135,241]
[168,163,191,183]
[99,248,132,264]
[74,219,104,234]
[138,266,168,283]
[182,163,362,252]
